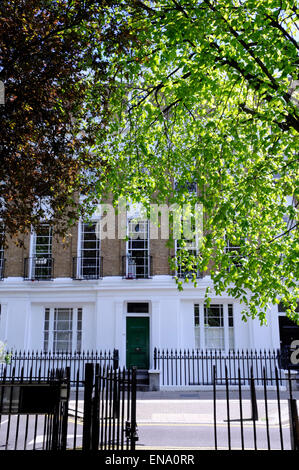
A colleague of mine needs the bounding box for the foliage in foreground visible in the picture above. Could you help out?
[88,0,299,323]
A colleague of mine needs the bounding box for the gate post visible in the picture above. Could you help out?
[91,363,100,451]
[60,367,70,451]
[288,371,299,450]
[82,363,94,451]
[250,366,258,421]
[51,369,65,451]
[213,365,217,450]
[288,399,299,450]
[130,367,138,451]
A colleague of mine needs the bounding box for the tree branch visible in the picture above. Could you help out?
[265,223,298,245]
[203,0,279,89]
[265,14,299,51]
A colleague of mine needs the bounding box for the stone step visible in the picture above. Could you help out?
[136,370,149,391]
[124,369,149,391]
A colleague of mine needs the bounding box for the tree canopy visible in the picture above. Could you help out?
[87,0,299,323]
[1,0,298,323]
[0,0,136,239]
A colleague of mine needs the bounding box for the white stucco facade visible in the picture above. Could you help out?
[0,275,281,369]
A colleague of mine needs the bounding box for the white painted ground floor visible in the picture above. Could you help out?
[0,276,282,370]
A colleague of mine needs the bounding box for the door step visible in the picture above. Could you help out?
[136,369,149,391]
[124,369,149,391]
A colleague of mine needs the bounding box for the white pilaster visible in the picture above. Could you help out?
[0,303,8,342]
[114,301,124,366]
[199,302,205,350]
[151,300,161,368]
[23,301,31,350]
[223,303,229,351]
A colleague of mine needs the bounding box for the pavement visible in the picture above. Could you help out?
[1,389,296,450]
[69,388,299,426]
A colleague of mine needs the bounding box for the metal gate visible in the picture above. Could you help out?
[0,367,70,450]
[82,363,138,450]
[213,365,299,450]
[1,362,138,451]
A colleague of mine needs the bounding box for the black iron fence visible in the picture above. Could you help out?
[0,367,70,450]
[0,350,119,385]
[82,363,138,451]
[2,349,288,388]
[154,348,284,386]
[0,362,137,451]
[1,360,298,451]
[213,365,299,450]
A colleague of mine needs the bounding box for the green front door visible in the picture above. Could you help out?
[126,317,150,369]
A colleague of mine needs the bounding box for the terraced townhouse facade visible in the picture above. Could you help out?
[0,196,287,371]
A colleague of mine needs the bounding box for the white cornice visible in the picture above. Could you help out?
[0,275,240,301]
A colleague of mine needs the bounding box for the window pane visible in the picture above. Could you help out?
[44,307,83,353]
[33,226,53,279]
[225,237,245,270]
[43,308,50,352]
[195,328,200,349]
[77,308,82,323]
[80,223,100,278]
[204,304,224,349]
[54,308,72,318]
[53,308,73,352]
[204,304,223,327]
[34,225,52,256]
[194,304,201,348]
[228,304,234,327]
[77,308,82,352]
[55,321,72,330]
[54,341,71,352]
[205,327,224,349]
[176,248,199,278]
[194,304,200,326]
[228,304,234,348]
[55,331,72,341]
[127,302,149,313]
[229,328,234,349]
[127,220,150,278]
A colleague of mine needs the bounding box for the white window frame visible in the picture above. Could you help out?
[224,236,246,271]
[77,221,101,279]
[29,224,53,279]
[126,218,150,279]
[43,307,83,353]
[194,303,235,351]
[175,223,201,278]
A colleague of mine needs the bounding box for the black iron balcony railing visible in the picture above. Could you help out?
[171,256,203,279]
[24,257,54,280]
[0,257,5,280]
[225,246,244,271]
[122,255,153,279]
[72,256,103,280]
